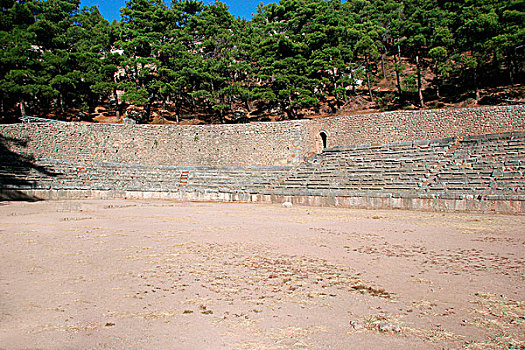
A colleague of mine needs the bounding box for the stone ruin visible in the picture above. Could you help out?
[1,105,524,214]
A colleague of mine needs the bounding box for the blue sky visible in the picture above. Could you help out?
[79,0,269,21]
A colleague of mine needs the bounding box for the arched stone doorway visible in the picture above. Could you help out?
[315,131,329,153]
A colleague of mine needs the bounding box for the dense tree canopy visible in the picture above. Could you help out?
[0,0,523,123]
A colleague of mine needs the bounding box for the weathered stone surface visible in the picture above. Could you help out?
[377,321,401,333]
[311,106,524,149]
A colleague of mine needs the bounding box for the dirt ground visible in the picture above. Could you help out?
[0,200,524,349]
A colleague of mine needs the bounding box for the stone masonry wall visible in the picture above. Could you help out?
[0,105,523,168]
[310,105,525,149]
[0,121,309,167]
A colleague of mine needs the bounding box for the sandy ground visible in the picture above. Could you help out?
[0,200,524,350]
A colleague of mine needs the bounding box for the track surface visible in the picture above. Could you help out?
[1,200,524,349]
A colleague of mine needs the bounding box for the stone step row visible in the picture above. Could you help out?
[0,161,289,192]
[277,133,524,195]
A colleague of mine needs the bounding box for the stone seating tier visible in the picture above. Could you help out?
[1,131,523,212]
[274,132,524,196]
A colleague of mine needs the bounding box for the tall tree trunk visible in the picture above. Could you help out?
[474,67,480,104]
[19,98,26,117]
[58,92,65,114]
[365,55,373,101]
[349,68,356,95]
[0,99,5,122]
[145,103,151,123]
[509,54,519,85]
[333,68,343,108]
[381,54,386,80]
[285,107,296,120]
[113,88,120,118]
[416,55,425,108]
[285,96,296,119]
[133,58,140,87]
[145,93,153,122]
[175,97,181,124]
[394,45,403,100]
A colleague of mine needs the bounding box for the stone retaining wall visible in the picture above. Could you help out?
[0,121,308,167]
[0,106,523,167]
[310,105,525,149]
[3,189,522,214]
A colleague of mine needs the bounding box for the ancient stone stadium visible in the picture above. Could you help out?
[1,105,524,213]
[1,105,525,349]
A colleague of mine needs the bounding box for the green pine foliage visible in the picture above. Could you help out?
[0,0,523,123]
